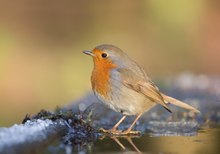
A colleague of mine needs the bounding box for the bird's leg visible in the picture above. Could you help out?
[100,115,126,134]
[111,115,127,131]
[122,113,142,135]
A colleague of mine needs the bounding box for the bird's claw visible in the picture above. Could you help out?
[99,128,122,134]
[99,128,141,136]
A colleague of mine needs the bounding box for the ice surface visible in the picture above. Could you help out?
[0,119,65,153]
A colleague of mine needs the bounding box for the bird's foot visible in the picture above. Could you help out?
[99,128,141,136]
[120,129,141,135]
[99,128,122,134]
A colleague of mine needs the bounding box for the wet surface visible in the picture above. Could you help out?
[47,128,220,154]
[92,128,220,154]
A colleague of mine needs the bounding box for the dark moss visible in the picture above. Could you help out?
[22,108,101,148]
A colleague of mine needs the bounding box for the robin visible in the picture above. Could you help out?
[83,44,200,135]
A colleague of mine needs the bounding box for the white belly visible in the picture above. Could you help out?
[95,84,155,115]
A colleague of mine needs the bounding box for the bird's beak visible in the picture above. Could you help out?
[83,50,94,57]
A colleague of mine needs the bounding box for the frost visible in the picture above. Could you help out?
[0,119,64,152]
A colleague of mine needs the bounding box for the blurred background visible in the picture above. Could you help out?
[0,0,220,126]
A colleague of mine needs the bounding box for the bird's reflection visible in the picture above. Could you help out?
[109,136,142,154]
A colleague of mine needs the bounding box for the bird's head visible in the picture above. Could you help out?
[83,44,129,69]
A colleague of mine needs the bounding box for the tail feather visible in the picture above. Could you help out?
[162,94,200,113]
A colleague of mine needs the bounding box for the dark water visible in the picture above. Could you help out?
[94,129,219,154]
[47,128,220,154]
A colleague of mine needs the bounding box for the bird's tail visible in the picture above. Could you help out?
[162,94,200,113]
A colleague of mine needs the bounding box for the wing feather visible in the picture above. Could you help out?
[118,68,171,112]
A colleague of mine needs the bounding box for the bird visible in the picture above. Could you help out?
[83,44,200,135]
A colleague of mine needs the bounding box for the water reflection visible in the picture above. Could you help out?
[46,128,220,154]
[91,128,220,154]
[93,135,143,154]
[110,136,142,153]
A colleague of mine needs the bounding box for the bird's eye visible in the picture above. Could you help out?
[101,53,108,58]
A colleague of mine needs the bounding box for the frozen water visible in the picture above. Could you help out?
[0,119,65,153]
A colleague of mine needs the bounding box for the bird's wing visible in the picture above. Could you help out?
[117,68,171,112]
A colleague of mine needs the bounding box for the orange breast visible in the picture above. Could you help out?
[91,54,116,99]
